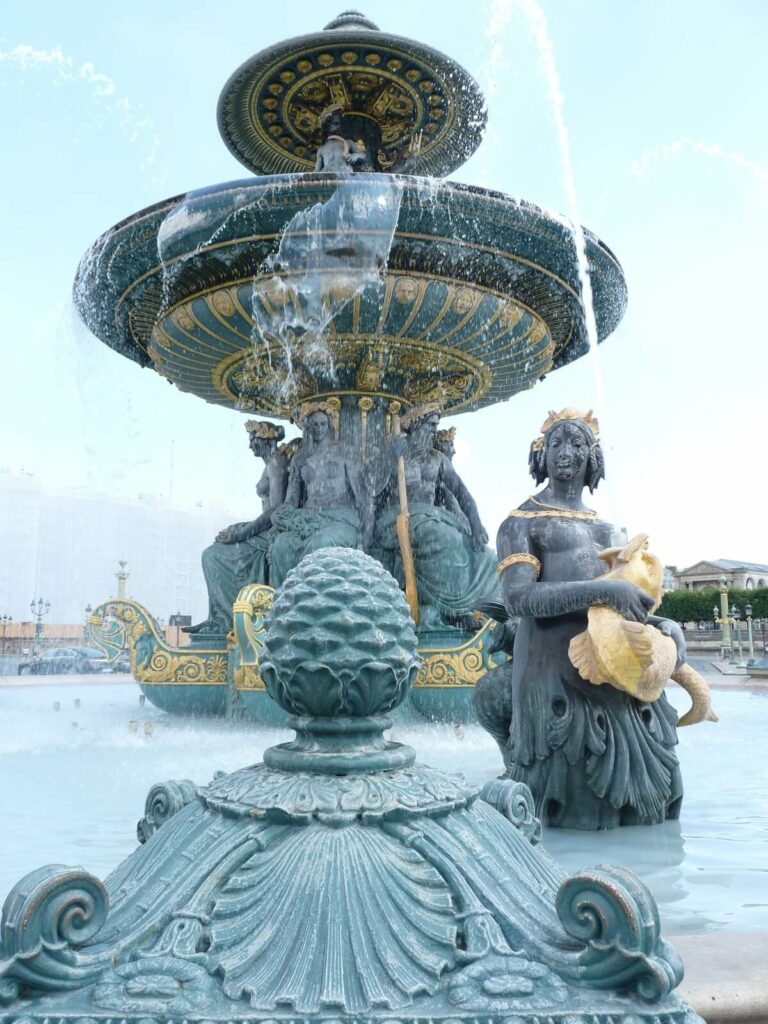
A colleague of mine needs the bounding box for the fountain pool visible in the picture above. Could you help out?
[1,677,765,936]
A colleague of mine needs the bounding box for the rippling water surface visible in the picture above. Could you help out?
[1,680,765,935]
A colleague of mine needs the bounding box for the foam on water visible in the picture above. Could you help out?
[1,681,766,935]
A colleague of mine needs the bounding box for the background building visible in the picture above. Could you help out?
[0,471,244,625]
[674,559,768,591]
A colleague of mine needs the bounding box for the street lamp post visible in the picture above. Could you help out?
[84,603,93,642]
[731,605,743,664]
[115,561,129,599]
[30,598,51,642]
[745,603,755,661]
[716,576,732,659]
[1,614,12,653]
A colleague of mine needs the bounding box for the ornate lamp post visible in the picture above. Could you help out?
[745,602,755,661]
[83,603,92,641]
[716,575,732,659]
[1,614,12,652]
[30,598,50,641]
[115,560,129,599]
[730,605,743,664]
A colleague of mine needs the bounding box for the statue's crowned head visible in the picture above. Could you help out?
[245,420,285,456]
[245,419,285,442]
[318,103,344,136]
[400,402,442,435]
[296,399,338,444]
[434,425,456,458]
[529,407,605,493]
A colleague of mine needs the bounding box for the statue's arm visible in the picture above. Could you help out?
[498,516,653,622]
[216,521,250,543]
[345,455,374,550]
[436,482,465,519]
[439,458,488,545]
[230,458,290,541]
[648,614,687,670]
[282,456,303,508]
[269,456,289,507]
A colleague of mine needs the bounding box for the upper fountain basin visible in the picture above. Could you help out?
[73,173,627,418]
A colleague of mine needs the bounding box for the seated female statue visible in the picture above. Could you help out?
[186,421,288,635]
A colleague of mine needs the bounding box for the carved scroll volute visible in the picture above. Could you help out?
[555,865,684,1001]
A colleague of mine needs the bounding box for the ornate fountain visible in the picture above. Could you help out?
[77,11,627,723]
[0,547,702,1024]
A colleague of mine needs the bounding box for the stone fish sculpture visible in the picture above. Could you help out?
[569,533,719,727]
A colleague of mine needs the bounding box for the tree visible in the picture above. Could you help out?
[657,586,768,624]
[657,588,719,624]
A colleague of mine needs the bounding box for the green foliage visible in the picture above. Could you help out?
[657,588,719,623]
[658,586,768,623]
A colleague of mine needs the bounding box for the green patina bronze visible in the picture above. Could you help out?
[74,12,625,715]
[74,175,625,414]
[0,549,702,1023]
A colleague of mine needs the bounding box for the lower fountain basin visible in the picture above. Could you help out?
[0,677,764,936]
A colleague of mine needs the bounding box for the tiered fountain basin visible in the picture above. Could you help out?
[75,173,626,417]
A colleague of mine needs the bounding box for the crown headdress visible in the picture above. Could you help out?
[531,407,600,451]
[297,400,337,426]
[319,103,344,128]
[399,402,442,432]
[278,438,302,460]
[435,426,456,443]
[245,419,283,440]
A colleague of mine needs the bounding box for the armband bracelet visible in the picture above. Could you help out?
[497,553,541,577]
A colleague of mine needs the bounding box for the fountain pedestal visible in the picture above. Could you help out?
[1,549,701,1024]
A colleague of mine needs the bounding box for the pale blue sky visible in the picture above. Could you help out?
[2,0,767,570]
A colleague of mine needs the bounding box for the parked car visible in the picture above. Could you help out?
[108,652,132,673]
[17,646,110,675]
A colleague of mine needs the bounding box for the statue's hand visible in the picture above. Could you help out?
[270,504,290,529]
[216,527,235,544]
[597,580,654,623]
[471,522,489,549]
[654,617,686,671]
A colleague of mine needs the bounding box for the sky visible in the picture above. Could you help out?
[2,0,767,579]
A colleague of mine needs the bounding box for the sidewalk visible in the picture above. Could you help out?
[673,930,768,1023]
[684,656,768,691]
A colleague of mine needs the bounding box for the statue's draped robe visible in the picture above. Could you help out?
[373,503,500,625]
[476,613,683,830]
[201,529,271,631]
[269,507,361,589]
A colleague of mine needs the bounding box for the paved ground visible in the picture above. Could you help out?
[672,931,768,1023]
[684,656,768,690]
[0,671,132,687]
